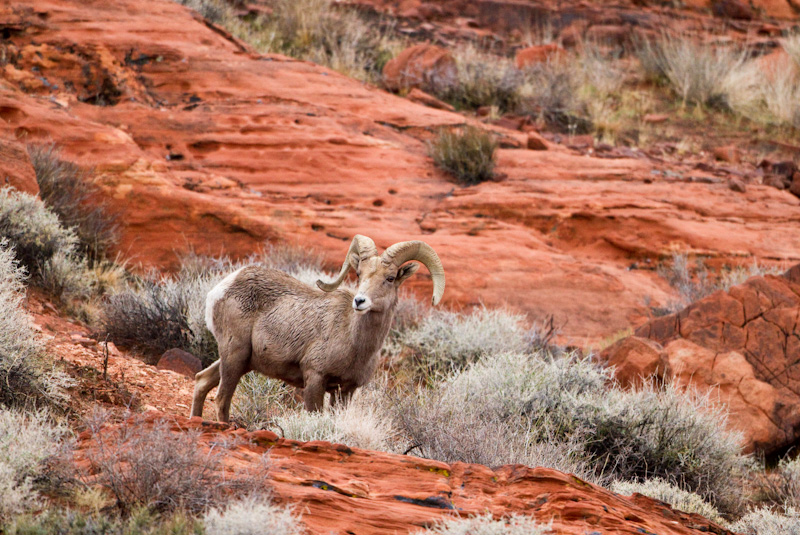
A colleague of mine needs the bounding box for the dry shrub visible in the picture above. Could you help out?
[732,507,800,535]
[611,478,724,524]
[429,127,497,186]
[28,144,118,263]
[727,54,800,130]
[414,514,550,535]
[755,455,800,508]
[83,413,269,515]
[204,495,305,535]
[635,33,746,108]
[6,508,202,535]
[0,242,72,410]
[437,46,523,112]
[393,351,750,513]
[0,409,67,521]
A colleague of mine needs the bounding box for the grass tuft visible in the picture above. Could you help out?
[429,127,497,186]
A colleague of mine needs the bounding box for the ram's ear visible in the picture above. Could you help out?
[396,262,420,284]
[349,253,360,271]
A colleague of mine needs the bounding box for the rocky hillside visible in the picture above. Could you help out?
[3,0,800,345]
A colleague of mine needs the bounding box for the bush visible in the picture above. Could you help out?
[611,478,724,524]
[0,187,79,281]
[28,144,118,263]
[0,409,67,521]
[393,351,750,512]
[414,514,550,535]
[394,307,529,378]
[83,413,266,515]
[429,127,497,186]
[0,242,72,410]
[436,46,523,112]
[203,495,304,535]
[101,272,218,366]
[176,0,401,83]
[232,373,300,430]
[635,34,746,108]
[755,455,800,508]
[727,54,800,130]
[732,507,800,535]
[6,508,202,535]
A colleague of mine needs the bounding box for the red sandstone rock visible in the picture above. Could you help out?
[713,145,740,163]
[157,348,202,378]
[711,0,755,19]
[526,131,549,150]
[514,43,565,69]
[631,271,800,454]
[383,44,457,94]
[2,0,800,348]
[598,336,670,388]
[72,411,737,535]
[0,126,38,194]
[406,87,455,111]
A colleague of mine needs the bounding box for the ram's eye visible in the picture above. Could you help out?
[386,276,396,283]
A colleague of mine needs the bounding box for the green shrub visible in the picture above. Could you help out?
[28,145,118,263]
[429,127,497,186]
[732,507,800,535]
[414,514,550,535]
[611,478,724,524]
[0,242,72,410]
[204,495,304,535]
[0,409,67,521]
[393,351,750,512]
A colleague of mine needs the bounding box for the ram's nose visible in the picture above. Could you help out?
[353,295,370,311]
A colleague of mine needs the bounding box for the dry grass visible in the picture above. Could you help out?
[204,495,305,535]
[611,478,724,523]
[732,507,800,535]
[414,514,550,535]
[635,33,747,108]
[429,127,497,186]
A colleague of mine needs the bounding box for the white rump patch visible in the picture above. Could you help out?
[205,267,244,337]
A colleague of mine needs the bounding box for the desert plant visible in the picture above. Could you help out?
[429,127,497,186]
[755,455,800,508]
[611,478,724,524]
[436,46,523,112]
[203,495,304,535]
[635,33,746,108]
[393,351,750,512]
[83,413,268,515]
[414,514,550,535]
[0,409,67,521]
[732,507,800,535]
[28,144,118,263]
[232,373,301,430]
[0,242,72,410]
[727,55,800,130]
[395,306,529,378]
[6,507,202,535]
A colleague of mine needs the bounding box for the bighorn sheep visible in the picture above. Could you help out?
[190,235,445,421]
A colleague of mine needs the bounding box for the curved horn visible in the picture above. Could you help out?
[316,235,378,292]
[381,241,445,306]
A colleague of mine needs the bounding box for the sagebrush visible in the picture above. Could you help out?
[415,514,550,535]
[204,495,304,535]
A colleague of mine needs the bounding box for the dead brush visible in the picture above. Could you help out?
[81,412,270,515]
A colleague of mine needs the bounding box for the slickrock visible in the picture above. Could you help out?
[605,269,800,454]
[73,411,737,535]
[2,0,800,345]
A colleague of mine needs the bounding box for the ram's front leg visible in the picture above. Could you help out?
[303,371,326,412]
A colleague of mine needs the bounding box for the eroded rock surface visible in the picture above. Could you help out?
[2,0,799,345]
[73,411,737,535]
[612,271,800,454]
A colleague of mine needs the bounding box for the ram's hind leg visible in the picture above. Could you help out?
[191,360,220,418]
[215,342,251,423]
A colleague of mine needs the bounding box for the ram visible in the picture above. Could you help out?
[191,235,445,421]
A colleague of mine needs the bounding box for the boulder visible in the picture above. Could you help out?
[599,336,670,388]
[157,348,202,378]
[514,43,565,69]
[711,0,755,19]
[633,270,800,454]
[382,44,457,94]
